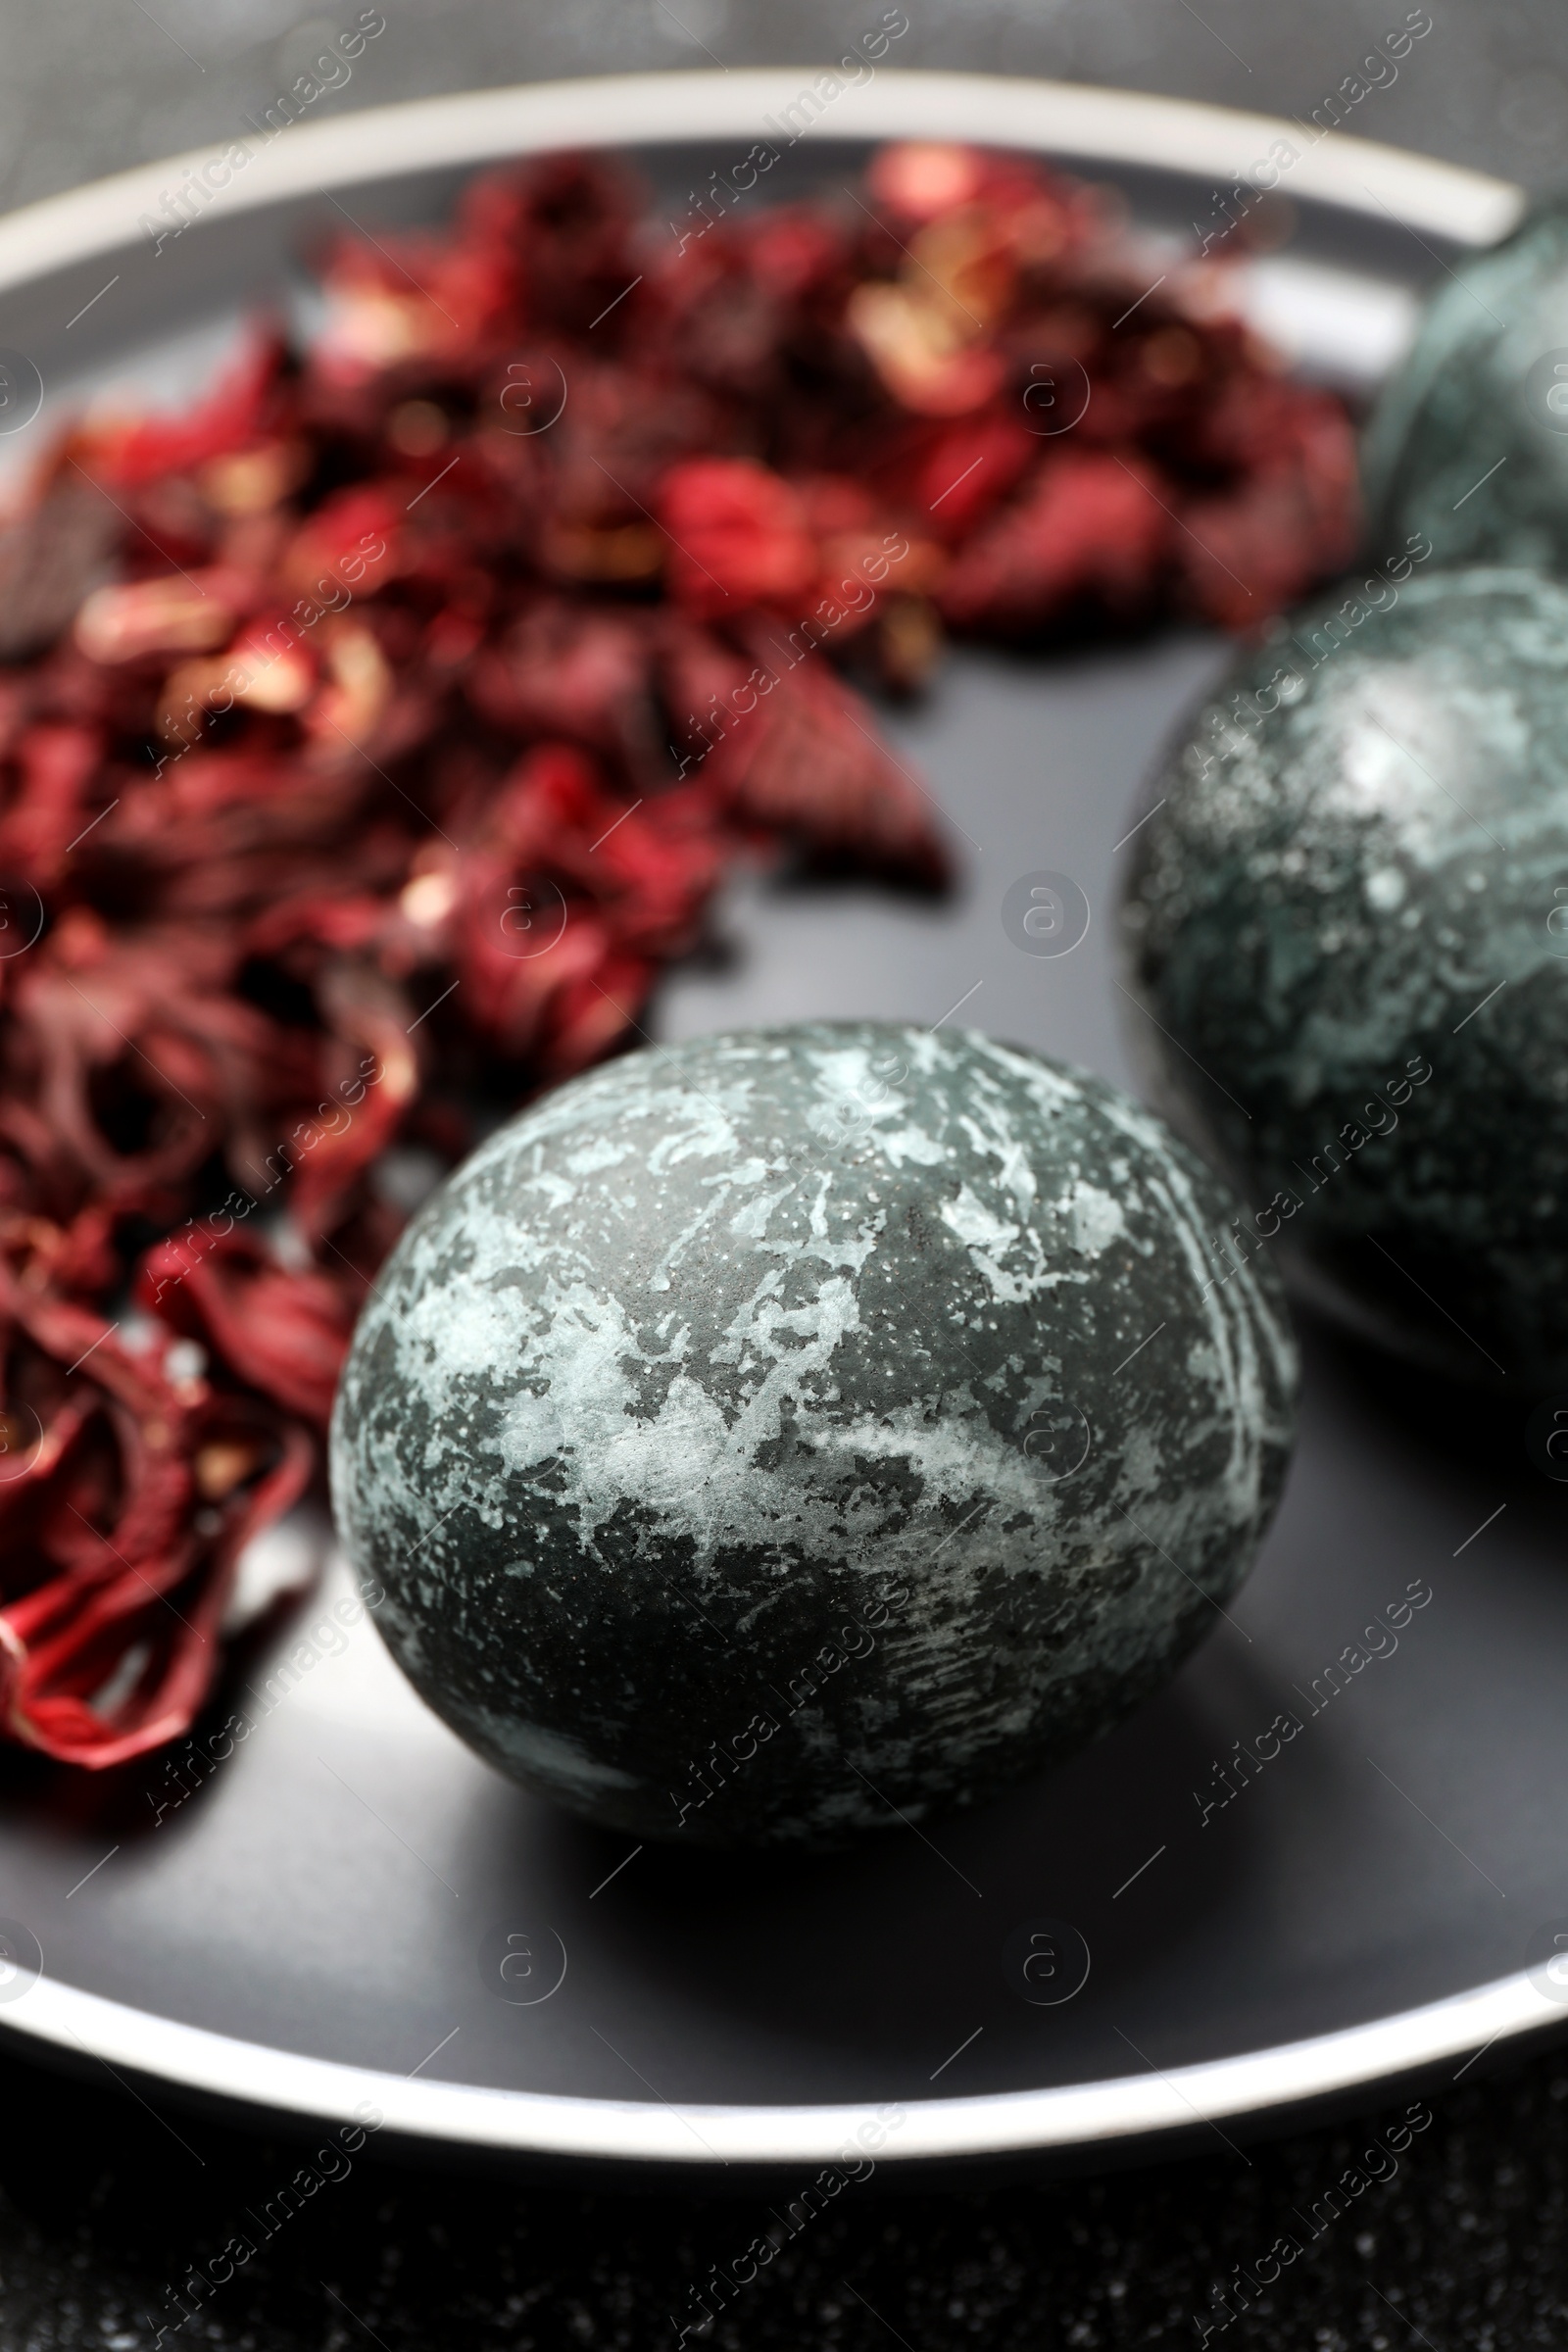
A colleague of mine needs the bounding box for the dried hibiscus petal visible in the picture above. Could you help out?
[700,621,948,885]
[936,449,1172,636]
[135,1231,356,1428]
[658,458,819,620]
[0,1258,311,1767]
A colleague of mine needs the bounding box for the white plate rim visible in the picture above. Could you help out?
[0,68,1543,2166]
[5,1964,1558,2163]
[0,65,1523,301]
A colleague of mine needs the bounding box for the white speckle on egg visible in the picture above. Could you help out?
[1365,865,1407,909]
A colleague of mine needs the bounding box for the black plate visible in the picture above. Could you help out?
[0,72,1554,2176]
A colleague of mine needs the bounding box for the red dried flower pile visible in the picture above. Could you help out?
[0,139,1356,1769]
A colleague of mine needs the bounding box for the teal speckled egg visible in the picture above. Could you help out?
[329,1022,1297,1849]
[1362,200,1568,569]
[1120,567,1568,1390]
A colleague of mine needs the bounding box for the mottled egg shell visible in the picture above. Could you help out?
[1120,567,1568,1389]
[1361,201,1568,569]
[330,1021,1297,1848]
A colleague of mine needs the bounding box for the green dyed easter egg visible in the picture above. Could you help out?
[1121,567,1568,1389]
[330,1021,1296,1848]
[1362,201,1568,569]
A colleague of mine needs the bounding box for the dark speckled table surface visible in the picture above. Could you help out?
[2,3,1567,2346]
